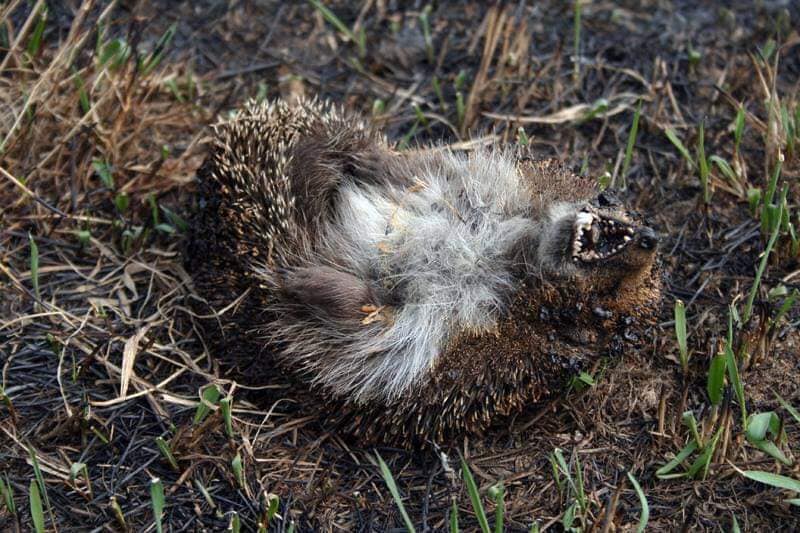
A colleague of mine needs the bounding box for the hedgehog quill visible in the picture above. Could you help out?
[188,98,660,443]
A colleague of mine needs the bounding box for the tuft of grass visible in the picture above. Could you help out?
[376,453,416,533]
[69,462,93,499]
[550,448,589,529]
[743,193,784,323]
[194,383,220,425]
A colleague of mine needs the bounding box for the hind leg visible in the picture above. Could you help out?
[278,265,384,322]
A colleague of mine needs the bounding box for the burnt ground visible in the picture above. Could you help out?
[1,0,800,531]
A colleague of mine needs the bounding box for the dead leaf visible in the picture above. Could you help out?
[120,326,149,399]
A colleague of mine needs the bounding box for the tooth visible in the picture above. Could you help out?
[576,212,594,226]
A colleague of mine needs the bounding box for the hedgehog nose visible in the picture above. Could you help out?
[637,226,658,250]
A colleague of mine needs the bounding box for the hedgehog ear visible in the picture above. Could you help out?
[593,191,621,207]
[278,266,377,321]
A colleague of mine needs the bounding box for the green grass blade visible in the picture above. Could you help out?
[140,24,176,76]
[92,159,114,189]
[461,457,490,533]
[150,477,165,533]
[776,394,800,425]
[489,483,504,533]
[229,511,241,532]
[73,70,90,114]
[0,474,16,515]
[620,98,642,188]
[665,128,695,167]
[450,499,459,533]
[26,7,47,59]
[709,155,737,183]
[29,480,44,533]
[626,472,649,533]
[734,105,745,154]
[28,234,40,301]
[232,452,245,490]
[744,197,783,323]
[724,338,747,428]
[572,0,581,82]
[656,441,698,478]
[697,120,710,202]
[155,436,179,471]
[110,496,127,529]
[739,470,800,493]
[27,446,50,518]
[265,494,279,522]
[753,440,791,465]
[307,0,363,56]
[674,299,688,373]
[707,353,726,405]
[220,397,234,438]
[194,384,220,425]
[376,453,416,533]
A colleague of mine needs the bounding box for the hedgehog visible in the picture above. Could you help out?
[187,97,661,444]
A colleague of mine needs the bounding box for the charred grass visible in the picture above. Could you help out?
[1,1,800,531]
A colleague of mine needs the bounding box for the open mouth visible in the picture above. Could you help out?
[571,211,634,263]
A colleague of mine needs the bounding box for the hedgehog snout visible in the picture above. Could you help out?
[636,226,658,250]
